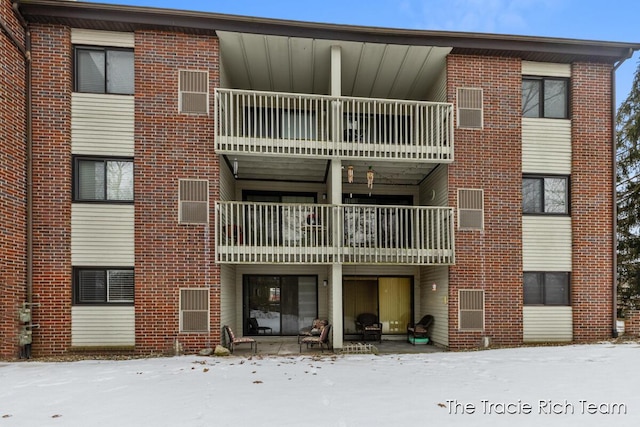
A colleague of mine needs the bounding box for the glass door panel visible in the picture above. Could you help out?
[244,275,317,336]
[378,277,412,334]
[342,278,378,334]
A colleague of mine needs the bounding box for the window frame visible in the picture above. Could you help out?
[522,76,569,119]
[74,45,134,95]
[73,267,134,306]
[522,174,570,215]
[523,272,571,306]
[73,155,134,203]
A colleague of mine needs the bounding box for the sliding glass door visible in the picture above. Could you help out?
[243,275,317,336]
[343,276,412,336]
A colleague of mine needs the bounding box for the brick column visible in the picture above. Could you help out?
[447,55,523,349]
[571,62,614,341]
[0,0,27,359]
[134,31,220,354]
[30,24,73,356]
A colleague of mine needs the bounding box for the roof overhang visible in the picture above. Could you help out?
[15,0,640,64]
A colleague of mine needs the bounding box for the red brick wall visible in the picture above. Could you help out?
[29,24,73,356]
[134,31,220,355]
[0,0,27,359]
[625,310,640,337]
[571,62,614,341]
[447,55,523,350]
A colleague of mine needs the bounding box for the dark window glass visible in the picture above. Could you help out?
[522,79,541,118]
[75,157,133,202]
[524,272,570,305]
[522,77,568,118]
[544,79,568,118]
[75,47,134,95]
[523,176,568,214]
[75,268,134,305]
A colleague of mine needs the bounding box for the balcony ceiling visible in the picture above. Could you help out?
[218,31,451,101]
[227,155,436,186]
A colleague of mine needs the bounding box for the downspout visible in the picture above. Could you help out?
[12,2,33,345]
[611,48,634,338]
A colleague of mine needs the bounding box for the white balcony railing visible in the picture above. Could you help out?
[215,89,453,161]
[215,201,455,265]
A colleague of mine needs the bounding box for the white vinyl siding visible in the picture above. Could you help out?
[523,306,573,342]
[419,266,448,346]
[522,216,572,271]
[426,67,447,102]
[522,118,571,174]
[419,165,448,207]
[522,61,571,78]
[72,93,134,156]
[220,157,236,202]
[71,204,134,265]
[71,29,134,48]
[71,306,135,347]
[220,264,237,332]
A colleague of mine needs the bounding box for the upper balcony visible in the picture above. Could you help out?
[215,201,455,265]
[215,89,453,162]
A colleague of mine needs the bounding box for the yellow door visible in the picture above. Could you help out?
[378,277,412,334]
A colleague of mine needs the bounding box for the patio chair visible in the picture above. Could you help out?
[300,324,332,352]
[247,317,272,335]
[355,313,382,342]
[223,325,257,354]
[297,318,327,343]
[407,315,434,345]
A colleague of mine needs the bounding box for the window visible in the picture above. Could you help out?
[180,289,210,332]
[522,175,569,214]
[179,70,208,114]
[458,189,484,230]
[74,268,134,305]
[459,290,484,331]
[74,157,134,202]
[179,179,209,224]
[457,88,483,129]
[522,77,568,118]
[75,46,134,95]
[524,272,570,305]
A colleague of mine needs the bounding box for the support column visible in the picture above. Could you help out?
[330,263,343,349]
[329,45,344,350]
[330,45,341,97]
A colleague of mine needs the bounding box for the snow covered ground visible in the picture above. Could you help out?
[1,342,639,427]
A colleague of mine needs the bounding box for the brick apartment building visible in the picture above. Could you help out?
[2,0,639,358]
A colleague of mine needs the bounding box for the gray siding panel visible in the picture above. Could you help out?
[71,28,135,47]
[71,204,134,266]
[523,306,573,342]
[522,61,571,77]
[522,118,571,174]
[419,266,449,347]
[522,216,571,271]
[71,306,135,347]
[72,93,134,156]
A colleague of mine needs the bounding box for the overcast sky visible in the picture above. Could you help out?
[87,0,640,104]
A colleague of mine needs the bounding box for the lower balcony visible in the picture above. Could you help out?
[215,201,455,265]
